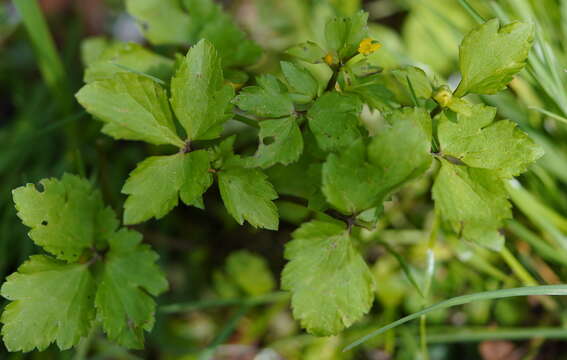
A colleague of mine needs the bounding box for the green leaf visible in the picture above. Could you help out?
[248,117,303,168]
[126,0,192,45]
[122,151,212,225]
[281,61,319,104]
[170,39,234,141]
[455,19,534,96]
[233,74,295,118]
[80,37,109,68]
[76,73,184,147]
[218,168,279,230]
[225,251,275,296]
[83,42,174,83]
[282,220,374,336]
[285,41,326,64]
[12,174,116,262]
[322,140,383,215]
[391,66,433,100]
[267,156,326,211]
[438,103,544,178]
[368,107,432,196]
[345,285,567,351]
[307,92,362,152]
[95,229,168,349]
[1,256,96,352]
[325,11,368,60]
[432,159,511,250]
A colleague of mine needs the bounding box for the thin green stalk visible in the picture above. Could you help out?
[160,291,288,313]
[458,0,486,24]
[232,113,260,129]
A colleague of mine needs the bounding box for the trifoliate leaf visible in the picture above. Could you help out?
[170,39,234,141]
[286,41,326,64]
[307,92,362,152]
[122,151,212,225]
[438,103,543,178]
[12,174,116,262]
[76,73,184,147]
[432,159,511,250]
[455,19,533,96]
[233,74,295,118]
[322,140,383,215]
[368,107,432,196]
[248,117,303,168]
[225,251,275,296]
[83,42,174,83]
[95,229,168,349]
[126,0,192,45]
[281,61,319,104]
[218,168,279,230]
[282,220,374,336]
[1,256,96,352]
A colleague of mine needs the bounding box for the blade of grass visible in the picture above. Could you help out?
[507,220,567,268]
[199,305,250,360]
[380,241,424,298]
[529,106,567,125]
[458,0,486,24]
[13,0,71,113]
[344,285,567,352]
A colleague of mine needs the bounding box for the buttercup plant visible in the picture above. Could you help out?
[2,0,544,353]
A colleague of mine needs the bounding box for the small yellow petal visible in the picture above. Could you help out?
[358,38,382,56]
[324,53,335,66]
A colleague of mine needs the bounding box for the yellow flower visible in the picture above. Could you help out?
[324,53,335,66]
[433,87,453,107]
[358,38,382,55]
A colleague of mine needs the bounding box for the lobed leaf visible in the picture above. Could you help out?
[368,107,432,196]
[170,39,234,141]
[122,151,212,225]
[282,220,374,336]
[455,19,533,96]
[95,229,168,349]
[432,159,511,250]
[1,256,95,352]
[218,168,279,230]
[233,74,294,118]
[437,103,544,178]
[12,174,117,262]
[322,140,383,215]
[248,117,303,168]
[76,73,184,147]
[307,92,363,152]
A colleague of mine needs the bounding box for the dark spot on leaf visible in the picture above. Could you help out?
[41,221,48,226]
[262,136,276,145]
